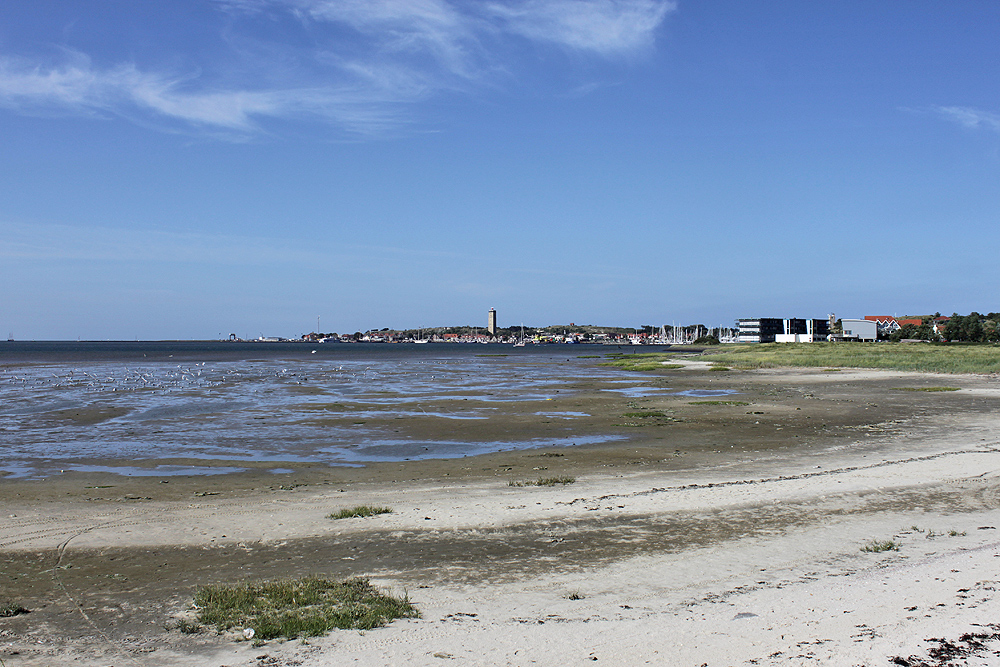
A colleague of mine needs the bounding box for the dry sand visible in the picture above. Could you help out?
[2,364,1000,666]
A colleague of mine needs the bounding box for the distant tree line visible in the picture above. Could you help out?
[888,312,1000,343]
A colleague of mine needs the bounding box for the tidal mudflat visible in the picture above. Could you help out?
[2,349,1000,666]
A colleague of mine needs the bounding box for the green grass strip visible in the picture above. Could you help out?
[698,342,1000,375]
[601,354,687,372]
[688,400,750,406]
[891,386,961,392]
[860,539,900,553]
[508,476,576,487]
[328,505,393,520]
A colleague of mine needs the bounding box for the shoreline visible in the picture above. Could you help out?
[2,365,1000,665]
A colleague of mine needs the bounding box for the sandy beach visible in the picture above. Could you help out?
[3,362,1000,666]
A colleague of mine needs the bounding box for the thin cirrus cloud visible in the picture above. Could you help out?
[933,106,1000,133]
[0,52,420,135]
[0,0,675,137]
[486,0,676,56]
[0,221,322,266]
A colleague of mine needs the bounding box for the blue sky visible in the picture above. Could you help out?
[1,1,998,340]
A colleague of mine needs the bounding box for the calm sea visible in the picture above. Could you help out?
[0,341,647,479]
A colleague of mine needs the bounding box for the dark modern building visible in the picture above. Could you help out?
[737,317,830,343]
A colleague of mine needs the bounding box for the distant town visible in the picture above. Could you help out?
[234,308,1000,345]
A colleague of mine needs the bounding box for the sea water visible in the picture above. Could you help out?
[0,342,642,478]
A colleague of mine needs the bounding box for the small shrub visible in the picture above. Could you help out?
[566,591,585,600]
[509,476,576,487]
[861,539,900,553]
[176,618,203,634]
[329,505,393,520]
[0,601,29,617]
[948,529,967,537]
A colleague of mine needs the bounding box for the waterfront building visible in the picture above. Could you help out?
[840,319,877,341]
[488,308,497,336]
[737,318,830,343]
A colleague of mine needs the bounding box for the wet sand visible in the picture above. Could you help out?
[2,362,1000,665]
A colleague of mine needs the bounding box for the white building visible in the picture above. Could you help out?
[839,318,877,342]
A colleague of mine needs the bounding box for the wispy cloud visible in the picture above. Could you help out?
[0,221,321,265]
[303,0,479,78]
[0,0,675,138]
[933,106,1000,133]
[0,52,413,136]
[486,0,676,56]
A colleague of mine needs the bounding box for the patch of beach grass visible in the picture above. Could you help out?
[328,505,393,520]
[621,411,667,418]
[0,601,29,617]
[708,365,730,372]
[508,476,576,487]
[891,386,961,392]
[192,576,418,640]
[601,354,685,372]
[688,400,750,406]
[700,342,1000,374]
[860,539,900,553]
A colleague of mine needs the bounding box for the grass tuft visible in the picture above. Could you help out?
[860,539,900,553]
[0,601,29,617]
[891,386,961,392]
[601,354,685,371]
[328,505,393,520]
[176,618,204,634]
[688,400,750,406]
[192,576,418,640]
[509,476,576,487]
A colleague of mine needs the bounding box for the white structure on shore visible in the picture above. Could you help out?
[839,318,877,342]
[487,308,497,336]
